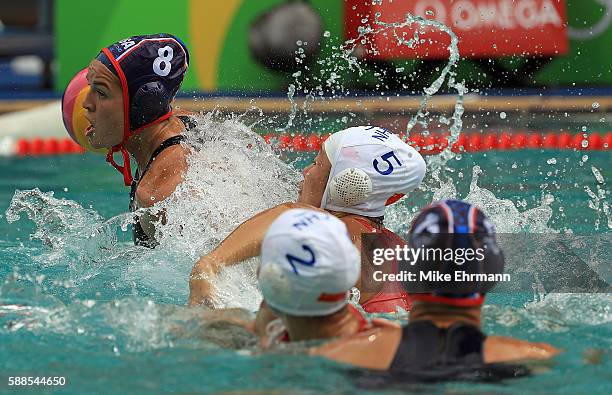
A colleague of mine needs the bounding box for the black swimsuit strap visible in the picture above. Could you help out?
[128,115,196,248]
[137,134,186,182]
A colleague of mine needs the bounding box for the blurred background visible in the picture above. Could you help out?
[1,1,611,92]
[0,0,611,140]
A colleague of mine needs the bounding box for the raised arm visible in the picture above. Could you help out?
[188,202,321,306]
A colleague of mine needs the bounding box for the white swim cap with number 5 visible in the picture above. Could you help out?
[321,126,426,217]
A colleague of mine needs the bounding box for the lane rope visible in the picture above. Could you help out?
[1,131,610,157]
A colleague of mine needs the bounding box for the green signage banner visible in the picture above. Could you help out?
[55,0,612,92]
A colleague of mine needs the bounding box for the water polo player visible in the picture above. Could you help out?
[189,125,427,314]
[255,208,397,348]
[62,33,192,247]
[311,200,559,378]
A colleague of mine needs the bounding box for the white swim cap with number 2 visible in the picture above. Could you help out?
[258,209,360,317]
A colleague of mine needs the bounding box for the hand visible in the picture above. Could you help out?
[188,257,218,306]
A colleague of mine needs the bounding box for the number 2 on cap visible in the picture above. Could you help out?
[286,245,316,275]
[373,151,402,175]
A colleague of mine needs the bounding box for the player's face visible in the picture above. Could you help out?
[298,147,332,206]
[82,60,125,149]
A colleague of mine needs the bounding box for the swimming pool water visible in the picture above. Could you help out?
[0,146,610,394]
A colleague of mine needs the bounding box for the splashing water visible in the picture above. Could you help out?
[464,166,555,233]
[154,112,299,254]
[5,113,300,310]
[385,164,556,237]
[282,11,467,152]
[485,293,611,333]
[2,14,610,394]
[585,166,611,230]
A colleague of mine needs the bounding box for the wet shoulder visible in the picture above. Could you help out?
[338,216,377,247]
[310,319,402,370]
[136,143,190,208]
[484,335,561,363]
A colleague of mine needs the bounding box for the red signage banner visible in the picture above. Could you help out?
[344,0,569,59]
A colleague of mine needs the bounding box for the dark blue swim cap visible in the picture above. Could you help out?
[95,33,189,185]
[97,33,189,132]
[406,200,505,306]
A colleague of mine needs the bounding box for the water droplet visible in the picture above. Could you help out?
[323,31,331,37]
[83,300,96,308]
[582,140,589,148]
[63,187,68,192]
[511,162,517,169]
[582,155,589,162]
[591,166,604,184]
[425,10,434,16]
[499,112,507,119]
[547,158,557,165]
[592,102,600,109]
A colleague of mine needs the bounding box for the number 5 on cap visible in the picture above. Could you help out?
[373,151,402,175]
[286,245,316,275]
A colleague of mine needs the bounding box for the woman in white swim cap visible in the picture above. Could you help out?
[189,126,426,316]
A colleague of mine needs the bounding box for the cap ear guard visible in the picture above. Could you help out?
[130,81,172,131]
[327,168,373,207]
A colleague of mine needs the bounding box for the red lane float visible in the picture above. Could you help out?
[543,132,558,148]
[605,132,612,149]
[511,132,528,149]
[483,133,498,150]
[467,133,483,152]
[527,134,543,149]
[4,132,611,157]
[558,132,572,149]
[9,138,84,156]
[588,133,603,150]
[499,132,513,150]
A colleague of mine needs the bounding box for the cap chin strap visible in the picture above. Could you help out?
[101,47,173,186]
[106,146,133,185]
[105,112,174,186]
